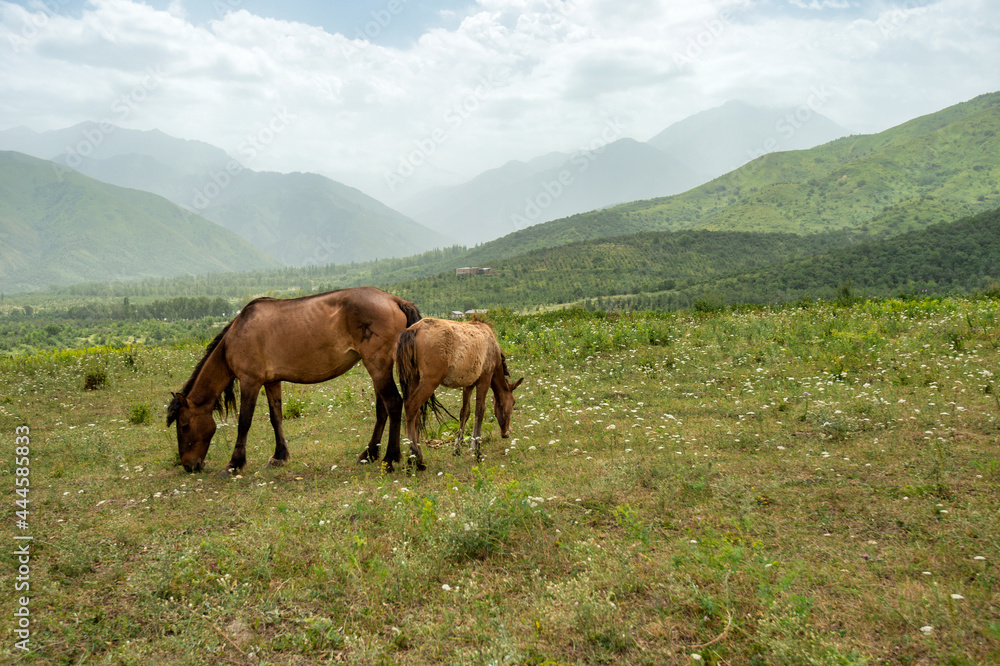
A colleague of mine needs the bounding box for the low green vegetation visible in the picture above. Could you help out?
[2,299,998,663]
[387,206,1000,313]
[4,205,999,342]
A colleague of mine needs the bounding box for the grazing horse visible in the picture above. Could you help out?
[395,317,523,465]
[166,287,423,474]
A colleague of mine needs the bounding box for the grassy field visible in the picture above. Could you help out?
[1,300,999,664]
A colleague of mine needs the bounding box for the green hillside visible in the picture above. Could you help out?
[387,230,860,314]
[0,151,280,293]
[16,205,998,319]
[0,123,453,267]
[683,204,1000,308]
[454,91,1000,264]
[379,204,999,314]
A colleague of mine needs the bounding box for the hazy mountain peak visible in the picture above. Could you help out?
[647,100,848,177]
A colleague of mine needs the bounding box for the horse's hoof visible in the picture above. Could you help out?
[266,457,286,468]
[416,462,427,471]
[219,467,237,478]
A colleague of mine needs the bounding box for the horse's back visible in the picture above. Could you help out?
[410,318,498,388]
[225,287,414,383]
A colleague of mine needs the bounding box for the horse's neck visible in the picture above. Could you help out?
[187,345,233,409]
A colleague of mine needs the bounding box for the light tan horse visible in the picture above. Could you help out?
[167,287,424,474]
[395,318,523,465]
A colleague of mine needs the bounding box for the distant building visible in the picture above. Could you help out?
[450,309,488,319]
[456,266,493,277]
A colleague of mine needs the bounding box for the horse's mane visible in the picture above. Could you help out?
[167,322,238,424]
[179,322,231,395]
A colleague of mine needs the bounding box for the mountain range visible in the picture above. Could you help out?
[0,123,451,267]
[441,91,1000,269]
[396,100,847,245]
[2,92,997,300]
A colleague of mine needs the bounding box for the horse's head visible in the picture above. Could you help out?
[494,377,524,438]
[167,392,217,472]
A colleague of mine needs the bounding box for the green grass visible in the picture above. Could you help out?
[1,299,999,663]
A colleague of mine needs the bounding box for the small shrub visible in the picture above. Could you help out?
[83,367,108,390]
[128,402,152,425]
[283,394,306,419]
[436,471,539,562]
[692,294,725,313]
[122,348,139,371]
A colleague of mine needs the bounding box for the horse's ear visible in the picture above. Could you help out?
[511,377,524,391]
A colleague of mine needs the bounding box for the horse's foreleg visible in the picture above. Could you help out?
[225,382,260,474]
[454,386,474,456]
[264,382,289,467]
[471,382,490,462]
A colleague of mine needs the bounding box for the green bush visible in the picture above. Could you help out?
[128,402,152,425]
[83,366,108,390]
[283,393,307,419]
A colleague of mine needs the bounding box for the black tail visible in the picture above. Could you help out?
[395,328,420,403]
[398,298,422,328]
[425,393,454,425]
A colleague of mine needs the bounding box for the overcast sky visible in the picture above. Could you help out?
[1,0,998,202]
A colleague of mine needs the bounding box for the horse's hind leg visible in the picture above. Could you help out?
[264,382,289,467]
[454,386,474,456]
[358,393,387,466]
[402,380,442,471]
[364,360,406,472]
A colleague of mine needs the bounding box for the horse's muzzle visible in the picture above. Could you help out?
[182,461,204,473]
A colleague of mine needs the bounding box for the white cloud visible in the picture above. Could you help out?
[0,0,997,202]
[789,0,854,9]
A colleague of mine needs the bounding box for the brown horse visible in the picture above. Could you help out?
[395,317,523,465]
[166,287,424,474]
